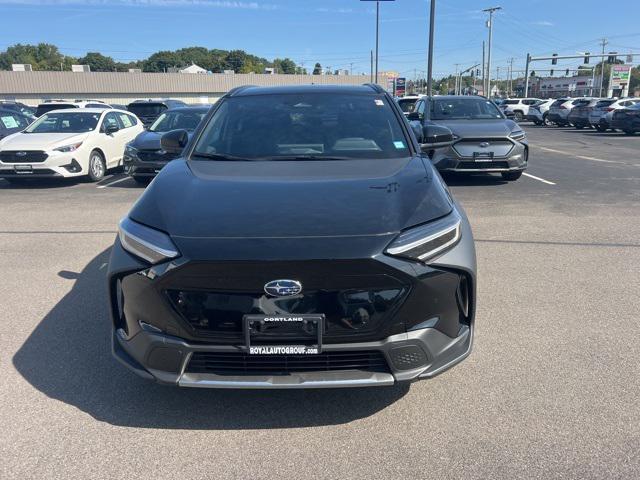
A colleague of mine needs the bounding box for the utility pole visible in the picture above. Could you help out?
[599,38,607,97]
[508,57,514,96]
[375,0,380,83]
[454,64,460,94]
[483,6,501,98]
[350,62,354,76]
[482,41,486,95]
[370,50,374,83]
[426,0,436,97]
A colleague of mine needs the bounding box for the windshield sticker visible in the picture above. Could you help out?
[393,141,405,149]
[1,116,19,129]
[375,99,384,106]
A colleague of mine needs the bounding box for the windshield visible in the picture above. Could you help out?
[25,111,101,133]
[150,110,207,132]
[193,93,410,160]
[128,103,166,117]
[397,98,418,113]
[430,98,503,120]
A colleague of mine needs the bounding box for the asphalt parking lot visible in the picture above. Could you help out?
[1,124,639,479]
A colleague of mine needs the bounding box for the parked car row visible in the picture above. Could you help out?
[0,98,208,183]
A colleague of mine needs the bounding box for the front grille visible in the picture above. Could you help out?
[452,139,513,158]
[167,287,408,340]
[0,151,48,163]
[0,168,58,176]
[457,161,509,170]
[137,150,177,163]
[186,350,390,375]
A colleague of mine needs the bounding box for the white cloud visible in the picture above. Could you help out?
[532,20,554,26]
[0,0,278,8]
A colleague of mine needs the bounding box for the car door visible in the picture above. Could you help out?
[99,111,129,166]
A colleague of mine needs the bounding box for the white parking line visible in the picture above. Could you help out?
[523,172,556,185]
[538,146,619,164]
[96,175,130,189]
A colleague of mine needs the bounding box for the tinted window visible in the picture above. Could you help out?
[550,100,567,108]
[128,103,166,117]
[193,93,410,160]
[594,100,615,108]
[0,112,29,130]
[430,98,503,120]
[86,103,111,109]
[503,100,519,105]
[102,112,120,131]
[149,110,206,132]
[26,112,100,133]
[35,104,77,117]
[397,98,418,113]
[415,100,426,116]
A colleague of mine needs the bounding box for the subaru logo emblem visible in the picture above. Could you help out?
[264,279,302,297]
[16,151,27,156]
[479,142,490,148]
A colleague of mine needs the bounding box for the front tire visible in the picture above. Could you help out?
[501,171,523,181]
[543,113,551,126]
[514,111,524,122]
[596,123,607,132]
[87,150,106,182]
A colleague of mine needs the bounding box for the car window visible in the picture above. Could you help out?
[118,113,134,128]
[595,100,615,108]
[415,100,426,116]
[26,112,100,133]
[503,100,519,105]
[430,98,503,120]
[102,112,120,131]
[193,93,410,160]
[35,104,77,117]
[149,111,206,132]
[128,103,166,117]
[0,113,28,130]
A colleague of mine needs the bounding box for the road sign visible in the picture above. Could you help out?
[395,77,406,96]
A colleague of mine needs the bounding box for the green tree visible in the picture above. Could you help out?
[143,50,182,72]
[312,62,322,75]
[273,57,297,74]
[78,52,116,72]
[0,43,76,71]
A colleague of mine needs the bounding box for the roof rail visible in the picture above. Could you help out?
[363,83,385,94]
[227,85,257,97]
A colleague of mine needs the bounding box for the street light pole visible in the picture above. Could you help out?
[599,38,607,97]
[426,0,436,97]
[483,6,501,98]
[375,0,380,84]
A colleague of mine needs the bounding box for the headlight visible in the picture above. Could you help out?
[118,217,180,264]
[385,210,461,263]
[509,129,526,141]
[124,144,138,157]
[54,142,83,153]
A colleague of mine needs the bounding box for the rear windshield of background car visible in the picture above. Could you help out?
[397,98,418,113]
[150,110,207,132]
[550,100,567,108]
[127,103,166,117]
[35,104,77,117]
[595,100,615,108]
[193,93,410,160]
[429,98,503,120]
[503,100,519,105]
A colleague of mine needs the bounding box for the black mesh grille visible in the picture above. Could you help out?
[186,350,390,375]
[457,161,509,170]
[0,151,48,163]
[137,150,177,163]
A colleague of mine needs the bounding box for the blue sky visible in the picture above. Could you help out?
[1,0,639,79]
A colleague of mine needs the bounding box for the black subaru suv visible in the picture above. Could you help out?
[123,106,209,183]
[108,84,476,389]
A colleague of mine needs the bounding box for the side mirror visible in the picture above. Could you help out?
[105,124,119,135]
[407,111,421,121]
[161,129,189,155]
[420,124,455,153]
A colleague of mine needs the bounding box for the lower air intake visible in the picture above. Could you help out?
[186,351,390,376]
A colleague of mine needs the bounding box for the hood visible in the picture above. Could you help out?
[429,119,516,137]
[131,130,195,150]
[128,157,453,260]
[0,132,88,151]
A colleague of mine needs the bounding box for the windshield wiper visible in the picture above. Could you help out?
[191,152,253,161]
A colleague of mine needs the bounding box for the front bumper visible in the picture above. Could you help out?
[107,211,477,388]
[431,137,528,173]
[0,150,86,178]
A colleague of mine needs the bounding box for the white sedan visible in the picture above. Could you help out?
[0,108,143,183]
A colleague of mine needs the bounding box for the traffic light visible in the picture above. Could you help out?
[530,70,535,77]
[565,68,570,76]
[607,52,617,64]
[550,69,554,76]
[476,69,480,77]
[584,52,590,64]
[551,53,558,65]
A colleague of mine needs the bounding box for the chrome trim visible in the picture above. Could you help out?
[178,370,395,389]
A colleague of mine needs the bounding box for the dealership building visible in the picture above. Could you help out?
[0,71,387,106]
